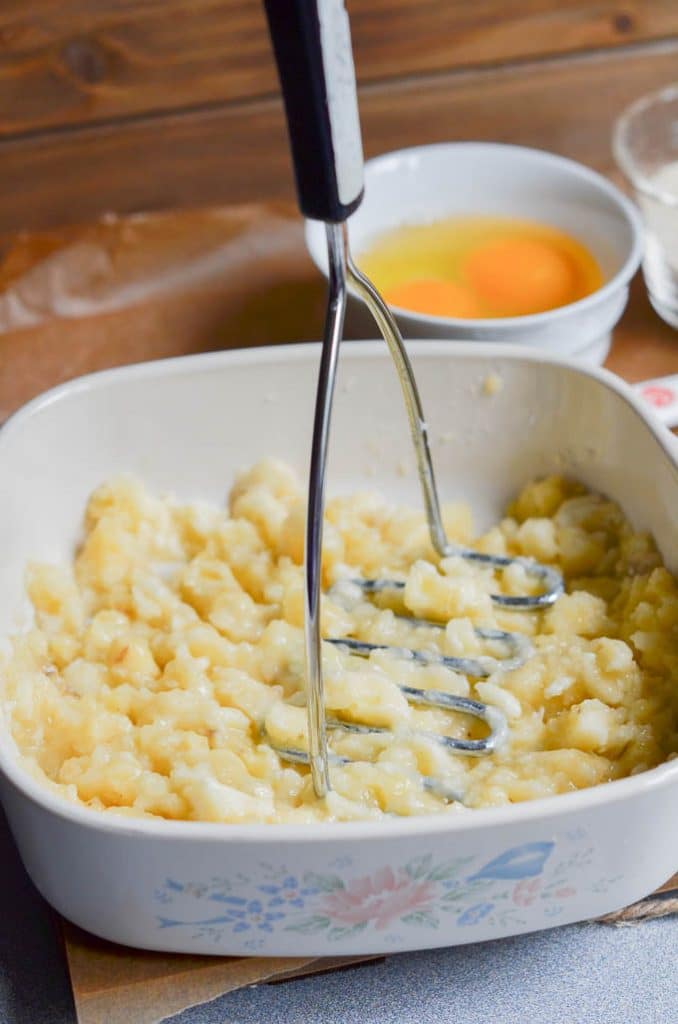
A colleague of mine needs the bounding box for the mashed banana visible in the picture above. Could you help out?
[2,461,677,823]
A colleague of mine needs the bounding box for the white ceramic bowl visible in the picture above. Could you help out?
[0,342,676,956]
[305,144,644,364]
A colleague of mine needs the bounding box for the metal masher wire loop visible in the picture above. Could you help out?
[271,742,467,805]
[267,670,507,806]
[443,550,564,609]
[326,576,534,676]
[267,691,506,806]
[331,692,508,755]
[344,250,565,612]
[324,631,532,680]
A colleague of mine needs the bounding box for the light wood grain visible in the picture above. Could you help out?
[0,40,675,234]
[349,0,678,84]
[0,1,675,136]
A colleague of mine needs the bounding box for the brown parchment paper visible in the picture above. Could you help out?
[0,204,326,422]
[0,207,673,1022]
[62,925,311,1024]
[61,921,379,1024]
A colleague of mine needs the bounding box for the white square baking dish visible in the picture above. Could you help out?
[0,341,676,956]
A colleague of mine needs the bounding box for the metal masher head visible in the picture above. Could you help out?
[263,0,564,805]
[326,577,535,679]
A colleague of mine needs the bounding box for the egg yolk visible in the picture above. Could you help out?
[384,278,481,318]
[358,216,604,320]
[463,237,579,317]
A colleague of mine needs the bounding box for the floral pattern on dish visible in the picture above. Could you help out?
[154,836,622,943]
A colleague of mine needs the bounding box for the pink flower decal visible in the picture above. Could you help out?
[321,867,436,930]
[554,887,575,899]
[513,877,541,907]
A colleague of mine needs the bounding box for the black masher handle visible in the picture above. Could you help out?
[263,0,365,222]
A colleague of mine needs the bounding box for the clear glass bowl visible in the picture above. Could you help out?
[614,84,678,329]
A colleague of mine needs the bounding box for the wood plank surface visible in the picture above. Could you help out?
[0,39,675,234]
[0,204,676,423]
[0,1,675,136]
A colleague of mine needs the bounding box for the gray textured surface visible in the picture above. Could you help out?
[165,919,677,1024]
[0,808,76,1024]
[0,807,675,1024]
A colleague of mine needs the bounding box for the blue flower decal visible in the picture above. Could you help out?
[158,897,286,933]
[457,902,494,926]
[469,842,554,881]
[254,875,319,908]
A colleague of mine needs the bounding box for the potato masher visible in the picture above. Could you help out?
[263,0,564,801]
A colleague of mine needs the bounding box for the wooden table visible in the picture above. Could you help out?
[0,203,676,424]
[0,5,675,403]
[0,3,676,234]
